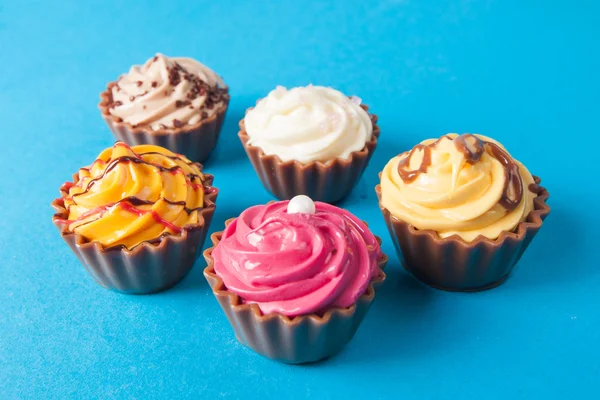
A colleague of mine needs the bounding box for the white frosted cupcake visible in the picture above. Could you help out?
[239,85,380,203]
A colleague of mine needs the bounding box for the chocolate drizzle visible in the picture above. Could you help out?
[396,134,525,211]
[453,134,484,164]
[396,145,433,183]
[396,135,456,183]
[74,155,180,196]
[486,142,522,211]
[120,196,206,213]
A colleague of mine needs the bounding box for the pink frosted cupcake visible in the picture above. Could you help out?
[203,195,387,364]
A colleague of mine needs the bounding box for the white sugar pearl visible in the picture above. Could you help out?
[287,195,316,215]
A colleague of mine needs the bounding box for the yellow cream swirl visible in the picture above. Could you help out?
[59,142,208,249]
[380,134,537,241]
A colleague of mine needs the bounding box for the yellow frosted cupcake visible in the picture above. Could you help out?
[52,141,218,294]
[376,134,550,291]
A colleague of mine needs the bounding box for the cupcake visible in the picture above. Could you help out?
[239,85,380,203]
[51,141,218,294]
[99,53,230,162]
[377,133,550,292]
[203,195,387,364]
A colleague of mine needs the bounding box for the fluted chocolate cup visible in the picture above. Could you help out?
[239,105,380,204]
[52,175,218,295]
[376,177,550,292]
[99,83,229,163]
[203,220,388,364]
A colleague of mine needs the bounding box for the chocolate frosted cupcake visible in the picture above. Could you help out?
[239,85,379,203]
[204,195,387,364]
[99,54,229,162]
[52,142,218,294]
[377,133,550,291]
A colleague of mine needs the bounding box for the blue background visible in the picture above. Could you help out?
[1,0,598,398]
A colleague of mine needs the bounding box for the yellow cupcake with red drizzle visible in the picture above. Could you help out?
[58,142,209,249]
[376,133,549,291]
[52,141,218,294]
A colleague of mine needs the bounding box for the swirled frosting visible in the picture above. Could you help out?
[56,142,210,249]
[244,85,373,163]
[380,134,537,241]
[212,200,382,316]
[107,54,228,130]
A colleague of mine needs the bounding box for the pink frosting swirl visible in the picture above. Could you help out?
[212,201,382,317]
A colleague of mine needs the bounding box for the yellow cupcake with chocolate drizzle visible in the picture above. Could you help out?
[380,134,538,241]
[58,142,208,249]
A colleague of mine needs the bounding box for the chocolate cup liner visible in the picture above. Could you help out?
[99,83,229,163]
[375,176,550,292]
[238,104,380,204]
[51,175,218,295]
[203,219,388,364]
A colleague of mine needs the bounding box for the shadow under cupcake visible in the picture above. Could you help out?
[51,142,218,294]
[377,133,550,292]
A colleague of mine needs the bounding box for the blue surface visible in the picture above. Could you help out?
[1,1,598,398]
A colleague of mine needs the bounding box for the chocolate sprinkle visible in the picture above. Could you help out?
[168,65,182,87]
[175,100,191,108]
[107,58,229,113]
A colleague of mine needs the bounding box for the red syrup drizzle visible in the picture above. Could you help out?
[54,203,112,225]
[119,202,182,234]
[62,158,108,195]
[55,199,182,234]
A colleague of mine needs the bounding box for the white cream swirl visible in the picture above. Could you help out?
[109,53,227,130]
[244,85,373,163]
